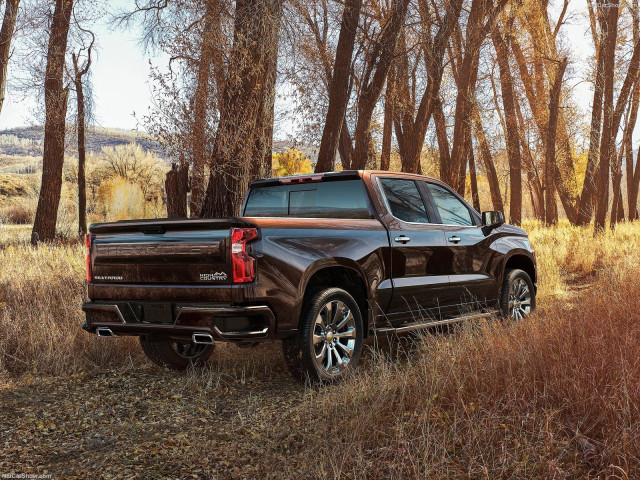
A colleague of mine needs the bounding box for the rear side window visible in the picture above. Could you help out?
[243,179,371,219]
[426,183,473,226]
[379,178,430,223]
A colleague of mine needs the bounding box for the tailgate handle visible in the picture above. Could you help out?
[141,226,166,235]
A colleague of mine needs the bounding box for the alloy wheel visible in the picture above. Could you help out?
[509,278,532,321]
[312,300,357,375]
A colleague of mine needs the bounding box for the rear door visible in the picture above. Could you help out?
[420,181,497,312]
[375,177,454,324]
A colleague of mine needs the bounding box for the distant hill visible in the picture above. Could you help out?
[0,125,167,159]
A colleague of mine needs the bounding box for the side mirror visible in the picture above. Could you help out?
[481,210,505,234]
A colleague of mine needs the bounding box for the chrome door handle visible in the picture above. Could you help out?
[448,236,461,244]
[394,235,411,244]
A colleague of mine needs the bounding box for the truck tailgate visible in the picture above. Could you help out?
[88,218,257,285]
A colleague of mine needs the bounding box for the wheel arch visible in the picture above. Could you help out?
[504,253,537,291]
[298,261,371,337]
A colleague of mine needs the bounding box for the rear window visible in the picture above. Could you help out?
[243,179,371,219]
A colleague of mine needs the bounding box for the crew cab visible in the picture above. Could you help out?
[82,170,537,382]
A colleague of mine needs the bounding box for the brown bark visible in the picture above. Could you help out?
[31,0,74,244]
[492,26,522,225]
[351,0,410,170]
[71,36,94,238]
[380,83,394,171]
[545,57,568,225]
[315,0,363,173]
[610,145,625,227]
[628,87,640,221]
[513,94,545,221]
[511,24,579,223]
[394,0,463,174]
[0,0,19,115]
[189,0,219,218]
[165,162,189,218]
[432,97,450,178]
[595,2,623,232]
[576,8,607,225]
[339,119,354,169]
[200,0,283,218]
[471,109,503,212]
[468,141,480,212]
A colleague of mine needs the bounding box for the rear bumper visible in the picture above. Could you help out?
[82,301,278,342]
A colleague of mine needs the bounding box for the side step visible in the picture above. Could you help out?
[373,310,499,335]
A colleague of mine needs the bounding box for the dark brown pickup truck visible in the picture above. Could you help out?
[82,170,536,382]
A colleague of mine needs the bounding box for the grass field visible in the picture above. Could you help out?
[0,221,639,478]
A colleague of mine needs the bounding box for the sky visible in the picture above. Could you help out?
[0,1,161,131]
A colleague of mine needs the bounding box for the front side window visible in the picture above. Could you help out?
[426,183,473,226]
[379,178,430,223]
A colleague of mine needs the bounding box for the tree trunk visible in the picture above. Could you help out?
[189,0,218,218]
[31,0,74,245]
[544,57,567,225]
[395,0,463,174]
[76,77,87,237]
[380,86,394,171]
[351,0,410,170]
[594,2,621,232]
[576,39,606,224]
[0,0,19,115]
[471,109,503,212]
[338,118,354,169]
[492,27,522,225]
[200,0,283,218]
[433,97,450,178]
[165,163,189,217]
[468,143,480,212]
[315,0,363,173]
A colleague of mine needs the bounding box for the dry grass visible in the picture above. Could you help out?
[0,221,639,478]
[0,243,145,375]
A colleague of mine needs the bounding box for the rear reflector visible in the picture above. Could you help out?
[231,228,258,283]
[85,234,92,282]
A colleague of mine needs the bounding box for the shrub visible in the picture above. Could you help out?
[97,177,146,221]
[0,202,35,224]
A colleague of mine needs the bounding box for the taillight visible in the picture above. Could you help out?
[85,233,92,282]
[231,228,258,283]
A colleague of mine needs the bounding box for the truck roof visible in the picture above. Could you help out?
[249,170,440,187]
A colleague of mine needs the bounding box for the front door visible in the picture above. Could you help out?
[376,177,455,325]
[420,181,498,313]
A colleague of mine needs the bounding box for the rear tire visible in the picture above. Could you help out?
[500,269,535,321]
[139,337,214,370]
[282,287,363,383]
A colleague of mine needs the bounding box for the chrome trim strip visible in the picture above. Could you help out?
[374,310,499,334]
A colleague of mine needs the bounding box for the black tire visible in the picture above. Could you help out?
[282,287,364,383]
[499,269,536,321]
[139,337,214,370]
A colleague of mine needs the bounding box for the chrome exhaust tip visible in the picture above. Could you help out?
[192,333,214,345]
[96,327,115,337]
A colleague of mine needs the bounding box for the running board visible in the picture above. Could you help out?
[373,310,499,334]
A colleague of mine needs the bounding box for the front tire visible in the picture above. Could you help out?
[282,288,363,383]
[500,269,535,321]
[140,337,214,370]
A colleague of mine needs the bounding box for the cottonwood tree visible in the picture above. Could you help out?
[31,0,74,244]
[0,0,20,115]
[199,0,284,217]
[70,24,94,237]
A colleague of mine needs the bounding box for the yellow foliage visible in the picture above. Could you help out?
[272,149,313,177]
[97,177,146,221]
